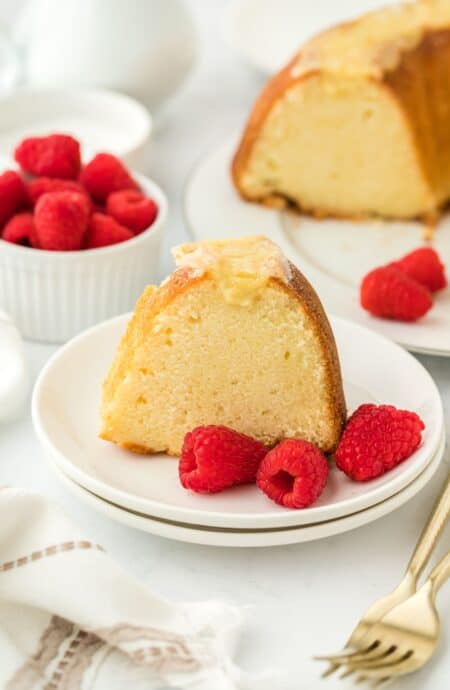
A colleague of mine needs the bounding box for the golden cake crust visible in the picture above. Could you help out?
[275,261,347,450]
[232,1,450,222]
[101,252,346,455]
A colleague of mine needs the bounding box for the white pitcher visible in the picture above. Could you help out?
[12,0,198,109]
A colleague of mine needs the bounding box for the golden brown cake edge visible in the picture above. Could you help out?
[274,261,347,452]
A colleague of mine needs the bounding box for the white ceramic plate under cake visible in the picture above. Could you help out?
[49,433,445,548]
[226,0,400,74]
[184,137,450,356]
[33,313,443,531]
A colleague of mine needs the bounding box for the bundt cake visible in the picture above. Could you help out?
[232,0,450,221]
[100,236,346,456]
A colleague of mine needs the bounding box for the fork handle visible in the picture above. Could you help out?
[407,468,450,581]
[428,550,450,595]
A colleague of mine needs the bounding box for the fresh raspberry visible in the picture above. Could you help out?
[0,170,28,226]
[179,425,267,494]
[34,191,90,251]
[391,246,447,293]
[28,177,89,205]
[2,213,38,247]
[335,403,425,482]
[106,190,158,233]
[79,153,139,202]
[84,213,133,249]
[360,265,432,321]
[256,439,329,509]
[15,134,81,179]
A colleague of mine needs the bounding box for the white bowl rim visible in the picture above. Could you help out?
[0,86,152,159]
[0,170,168,260]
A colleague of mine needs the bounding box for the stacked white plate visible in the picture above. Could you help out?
[33,313,445,547]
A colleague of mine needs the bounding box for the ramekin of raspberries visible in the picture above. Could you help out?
[0,133,167,342]
[178,403,425,510]
[1,135,160,251]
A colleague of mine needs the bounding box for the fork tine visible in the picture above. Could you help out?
[355,673,369,684]
[321,662,341,678]
[316,640,381,665]
[315,646,359,661]
[371,678,393,688]
[317,644,376,678]
[356,675,392,689]
[349,654,417,680]
[339,665,358,679]
[347,648,411,671]
[344,645,399,669]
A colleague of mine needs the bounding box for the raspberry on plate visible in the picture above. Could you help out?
[84,213,133,249]
[0,170,28,226]
[256,439,329,509]
[29,177,88,205]
[106,190,158,233]
[391,246,447,293]
[2,213,37,247]
[335,403,425,482]
[179,425,267,494]
[34,191,90,251]
[360,265,432,321]
[79,153,139,202]
[15,134,81,179]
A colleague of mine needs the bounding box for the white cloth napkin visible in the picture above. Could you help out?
[0,487,274,690]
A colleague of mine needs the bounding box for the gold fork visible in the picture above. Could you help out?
[329,548,450,686]
[317,470,450,678]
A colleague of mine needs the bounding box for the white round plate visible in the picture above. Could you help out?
[49,434,445,548]
[33,313,443,530]
[184,137,450,356]
[226,0,400,74]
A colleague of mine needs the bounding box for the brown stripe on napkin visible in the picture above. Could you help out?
[6,618,203,690]
[93,622,204,674]
[42,628,104,690]
[0,541,105,573]
[6,616,106,690]
[6,616,74,690]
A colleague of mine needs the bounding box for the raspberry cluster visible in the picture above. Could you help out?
[360,246,447,322]
[0,133,159,251]
[178,403,425,508]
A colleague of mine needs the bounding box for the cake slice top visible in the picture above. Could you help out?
[172,236,291,306]
[292,0,450,79]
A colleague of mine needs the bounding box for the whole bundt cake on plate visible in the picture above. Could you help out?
[233,0,450,221]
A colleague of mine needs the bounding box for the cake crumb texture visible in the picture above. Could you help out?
[100,237,346,456]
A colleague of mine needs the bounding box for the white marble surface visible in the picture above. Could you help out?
[1,1,450,688]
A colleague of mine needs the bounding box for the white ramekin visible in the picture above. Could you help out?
[0,88,152,172]
[0,173,167,343]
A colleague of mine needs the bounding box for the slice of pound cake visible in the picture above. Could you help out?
[232,0,450,221]
[100,236,346,455]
